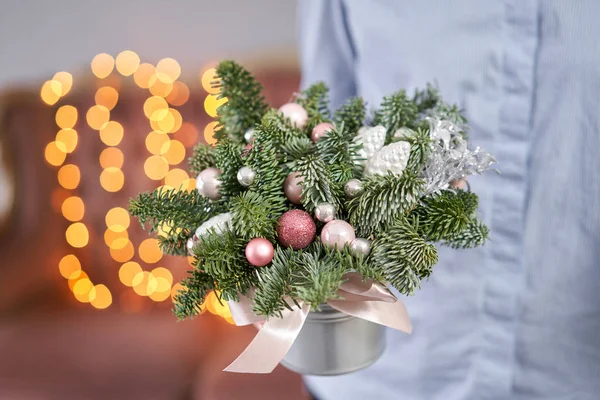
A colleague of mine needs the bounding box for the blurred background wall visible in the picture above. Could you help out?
[0,1,308,400]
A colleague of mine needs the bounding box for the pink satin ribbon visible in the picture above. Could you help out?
[224,272,412,373]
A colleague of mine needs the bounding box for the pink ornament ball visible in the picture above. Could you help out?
[245,238,275,267]
[196,167,222,200]
[321,220,356,250]
[283,172,304,205]
[311,122,334,142]
[278,103,308,129]
[277,210,317,250]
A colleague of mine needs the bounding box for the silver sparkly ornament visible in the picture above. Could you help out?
[315,203,336,223]
[195,212,232,237]
[344,179,363,198]
[349,238,372,257]
[236,166,256,187]
[364,141,411,177]
[353,125,386,165]
[244,128,255,143]
[196,167,222,200]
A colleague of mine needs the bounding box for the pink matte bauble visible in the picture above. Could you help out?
[277,210,317,250]
[278,103,308,129]
[311,122,334,142]
[245,238,275,267]
[321,220,356,250]
[283,172,304,205]
[196,167,222,200]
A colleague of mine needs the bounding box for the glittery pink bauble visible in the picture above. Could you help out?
[321,220,356,250]
[245,238,275,267]
[283,172,304,205]
[311,122,334,142]
[278,103,308,128]
[277,210,316,250]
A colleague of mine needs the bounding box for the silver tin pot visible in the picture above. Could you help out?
[280,305,386,376]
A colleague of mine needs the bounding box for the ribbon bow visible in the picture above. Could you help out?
[224,272,412,373]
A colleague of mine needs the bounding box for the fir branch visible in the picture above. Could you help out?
[158,228,192,256]
[442,217,489,249]
[413,83,441,113]
[348,171,424,237]
[230,191,277,241]
[253,246,298,318]
[280,136,315,161]
[402,128,434,173]
[333,246,385,282]
[316,123,363,182]
[214,138,245,200]
[291,249,346,308]
[189,143,216,176]
[296,154,343,213]
[373,90,419,142]
[173,269,215,320]
[213,60,268,142]
[334,97,366,135]
[261,108,306,143]
[296,82,330,121]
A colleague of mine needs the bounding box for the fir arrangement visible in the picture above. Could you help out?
[129,60,495,321]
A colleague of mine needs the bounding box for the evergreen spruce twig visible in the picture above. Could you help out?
[189,143,217,176]
[334,97,366,135]
[173,268,215,320]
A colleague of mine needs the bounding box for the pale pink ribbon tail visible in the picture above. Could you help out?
[227,292,264,326]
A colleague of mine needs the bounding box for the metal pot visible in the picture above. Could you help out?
[280,305,386,376]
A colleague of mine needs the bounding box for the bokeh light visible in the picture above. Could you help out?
[149,78,174,98]
[174,122,199,147]
[99,167,124,192]
[44,142,66,166]
[99,147,124,169]
[166,81,190,106]
[95,86,119,110]
[66,222,89,248]
[145,131,171,155]
[144,155,169,180]
[61,196,85,222]
[68,270,89,291]
[52,72,73,96]
[143,96,169,121]
[51,187,70,213]
[86,105,110,130]
[55,129,78,153]
[73,278,96,303]
[115,50,140,76]
[91,53,115,79]
[99,121,124,146]
[57,164,80,189]
[201,68,220,94]
[119,261,142,287]
[133,63,157,89]
[132,271,158,296]
[204,94,228,118]
[105,207,130,232]
[90,284,112,309]
[109,239,134,262]
[59,254,82,279]
[203,121,219,145]
[164,168,189,190]
[55,105,78,129]
[40,80,62,105]
[138,238,163,264]
[156,58,181,84]
[104,228,129,248]
[161,108,182,133]
[163,139,185,165]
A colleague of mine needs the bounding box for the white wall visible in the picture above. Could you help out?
[0,0,298,88]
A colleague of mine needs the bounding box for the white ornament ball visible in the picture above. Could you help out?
[353,125,387,165]
[350,238,372,257]
[364,141,411,177]
[237,166,256,187]
[195,212,232,238]
[196,167,222,200]
[344,179,363,198]
[278,103,308,129]
[244,128,255,143]
[315,203,336,223]
[321,220,356,250]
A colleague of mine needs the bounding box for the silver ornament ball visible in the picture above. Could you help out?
[321,220,356,250]
[196,167,222,200]
[244,128,255,143]
[237,166,256,187]
[344,179,363,198]
[315,203,336,223]
[350,238,372,257]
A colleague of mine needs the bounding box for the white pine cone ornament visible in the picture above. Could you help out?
[364,141,411,177]
[392,127,416,140]
[195,212,232,237]
[353,125,386,165]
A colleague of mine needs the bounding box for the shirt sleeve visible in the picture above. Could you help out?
[297,0,357,110]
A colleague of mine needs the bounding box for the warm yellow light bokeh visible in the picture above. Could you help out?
[68,270,89,291]
[56,129,78,153]
[91,53,115,79]
[61,196,85,222]
[156,58,181,84]
[164,168,189,190]
[174,122,199,147]
[170,282,184,300]
[204,94,228,118]
[119,261,142,287]
[166,81,190,106]
[53,72,73,96]
[99,147,124,169]
[144,155,169,180]
[86,105,110,130]
[133,63,157,89]
[90,284,112,309]
[105,207,130,232]
[104,229,128,249]
[151,267,173,285]
[109,239,134,262]
[143,96,169,121]
[201,68,220,94]
[73,278,96,303]
[99,121,124,146]
[66,222,89,248]
[163,140,185,165]
[45,141,66,166]
[57,164,80,190]
[132,271,158,296]
[100,167,124,192]
[55,105,78,129]
[95,86,119,110]
[115,50,140,76]
[149,78,174,98]
[138,239,163,264]
[59,254,82,279]
[161,108,183,133]
[40,80,62,105]
[203,121,219,145]
[148,287,171,302]
[145,131,170,155]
